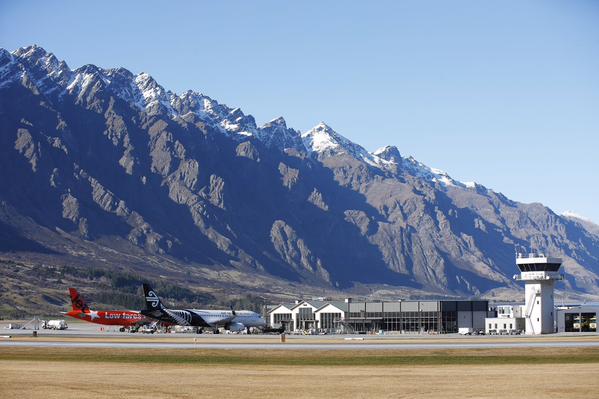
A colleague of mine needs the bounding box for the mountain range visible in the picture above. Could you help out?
[1,45,598,315]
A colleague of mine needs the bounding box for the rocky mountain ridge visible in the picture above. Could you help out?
[1,45,598,314]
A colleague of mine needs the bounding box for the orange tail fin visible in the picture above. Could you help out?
[69,288,89,312]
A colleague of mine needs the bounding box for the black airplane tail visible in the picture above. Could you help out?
[142,283,165,311]
[68,288,90,312]
[140,284,198,327]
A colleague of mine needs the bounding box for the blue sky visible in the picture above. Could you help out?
[1,1,598,222]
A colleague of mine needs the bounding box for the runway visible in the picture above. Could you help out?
[3,320,599,350]
[3,339,599,350]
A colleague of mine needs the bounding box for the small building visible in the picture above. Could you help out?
[485,304,525,334]
[556,305,598,333]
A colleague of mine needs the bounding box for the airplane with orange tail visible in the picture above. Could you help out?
[65,288,148,331]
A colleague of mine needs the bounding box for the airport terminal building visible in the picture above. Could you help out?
[267,298,489,334]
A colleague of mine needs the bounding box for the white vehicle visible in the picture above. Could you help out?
[139,324,157,334]
[172,325,195,333]
[458,327,473,335]
[44,320,68,330]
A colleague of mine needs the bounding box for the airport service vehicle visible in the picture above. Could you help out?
[172,326,196,333]
[65,288,148,332]
[141,284,266,333]
[43,319,68,330]
[458,327,473,335]
[139,324,157,334]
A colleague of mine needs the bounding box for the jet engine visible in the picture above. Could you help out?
[226,322,245,332]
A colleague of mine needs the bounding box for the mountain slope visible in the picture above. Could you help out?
[1,45,598,314]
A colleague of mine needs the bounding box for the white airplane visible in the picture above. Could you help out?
[140,284,266,333]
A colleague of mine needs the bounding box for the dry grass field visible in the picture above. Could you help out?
[1,347,599,398]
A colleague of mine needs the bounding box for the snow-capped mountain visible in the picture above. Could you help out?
[2,45,480,185]
[1,45,598,312]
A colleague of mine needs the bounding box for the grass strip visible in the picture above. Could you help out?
[2,347,599,366]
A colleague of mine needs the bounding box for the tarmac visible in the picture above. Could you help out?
[2,320,599,350]
[3,339,599,350]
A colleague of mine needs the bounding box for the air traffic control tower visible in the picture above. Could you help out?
[514,253,563,335]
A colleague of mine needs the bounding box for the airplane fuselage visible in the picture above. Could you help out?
[66,310,146,327]
[141,308,265,329]
[198,310,266,328]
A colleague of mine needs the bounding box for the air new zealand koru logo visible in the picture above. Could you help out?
[146,291,160,308]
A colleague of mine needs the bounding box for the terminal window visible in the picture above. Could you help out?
[319,312,341,330]
[273,313,291,326]
[565,313,597,333]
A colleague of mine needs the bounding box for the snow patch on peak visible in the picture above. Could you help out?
[430,167,455,186]
[135,72,164,101]
[373,146,389,155]
[301,122,343,153]
[132,72,176,115]
[256,117,303,150]
[13,44,48,60]
[263,116,287,128]
[12,45,71,90]
[135,72,151,82]
[301,123,393,168]
[168,90,257,136]
[403,156,474,188]
[65,65,111,99]
[561,211,594,223]
[14,46,68,76]
[373,145,401,163]
[430,167,451,179]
